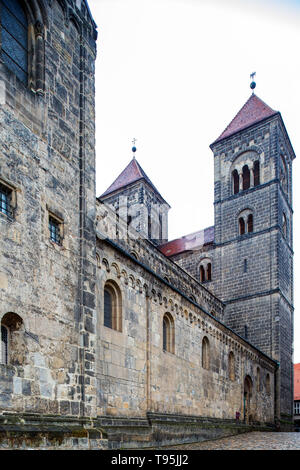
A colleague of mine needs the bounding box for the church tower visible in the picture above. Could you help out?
[99,151,170,245]
[210,91,295,420]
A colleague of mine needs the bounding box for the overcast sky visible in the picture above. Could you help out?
[88,0,300,362]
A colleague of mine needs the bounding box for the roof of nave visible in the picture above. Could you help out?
[295,363,300,400]
[99,156,169,205]
[159,226,214,257]
[212,93,278,145]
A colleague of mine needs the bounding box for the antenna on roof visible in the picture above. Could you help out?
[132,138,137,158]
[250,72,256,93]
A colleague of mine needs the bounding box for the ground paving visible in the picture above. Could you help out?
[156,432,300,450]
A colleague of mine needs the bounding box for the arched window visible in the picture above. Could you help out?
[242,165,250,191]
[163,313,175,354]
[229,351,235,381]
[1,324,8,364]
[232,169,239,195]
[239,217,245,235]
[207,263,212,281]
[0,0,28,84]
[104,281,122,332]
[253,160,260,186]
[200,265,205,283]
[199,259,212,283]
[247,214,253,233]
[1,312,24,365]
[202,336,210,370]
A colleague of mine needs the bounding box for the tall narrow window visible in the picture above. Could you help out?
[0,182,13,218]
[49,215,62,245]
[104,288,112,329]
[0,0,28,84]
[239,217,245,235]
[207,263,212,281]
[242,165,250,190]
[247,214,253,233]
[162,313,175,354]
[202,336,210,370]
[229,351,235,381]
[1,324,8,364]
[253,160,260,186]
[232,169,239,195]
[103,281,122,332]
[200,265,205,283]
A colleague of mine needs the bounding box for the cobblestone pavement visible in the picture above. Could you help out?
[157,432,300,450]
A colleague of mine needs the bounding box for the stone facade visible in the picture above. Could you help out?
[0,0,293,450]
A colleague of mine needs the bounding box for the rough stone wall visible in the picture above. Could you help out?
[0,0,97,417]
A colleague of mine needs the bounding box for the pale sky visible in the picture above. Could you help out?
[88,0,300,362]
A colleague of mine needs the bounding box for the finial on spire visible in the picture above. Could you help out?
[250,72,256,93]
[132,138,137,158]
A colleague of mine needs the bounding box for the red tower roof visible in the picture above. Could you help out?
[99,157,168,205]
[212,94,278,144]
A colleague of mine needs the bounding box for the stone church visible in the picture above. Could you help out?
[0,0,295,449]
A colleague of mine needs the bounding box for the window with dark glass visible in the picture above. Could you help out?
[242,165,250,190]
[103,281,122,332]
[207,263,212,281]
[253,160,260,186]
[104,288,112,329]
[0,0,28,84]
[49,215,62,245]
[1,324,8,365]
[162,313,174,354]
[239,217,245,235]
[232,169,239,195]
[0,182,13,217]
[247,214,253,233]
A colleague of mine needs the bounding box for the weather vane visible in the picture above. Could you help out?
[250,72,256,92]
[132,138,137,156]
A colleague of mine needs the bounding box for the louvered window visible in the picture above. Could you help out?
[0,0,28,84]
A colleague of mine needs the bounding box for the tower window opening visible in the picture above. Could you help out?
[239,217,245,235]
[232,169,239,195]
[200,265,205,283]
[242,165,250,191]
[253,160,260,186]
[207,263,212,281]
[247,214,253,233]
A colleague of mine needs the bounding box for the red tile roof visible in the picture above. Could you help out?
[159,226,214,257]
[212,94,278,144]
[295,363,300,401]
[99,157,168,204]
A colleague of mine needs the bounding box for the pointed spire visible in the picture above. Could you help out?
[99,155,169,205]
[212,94,278,145]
